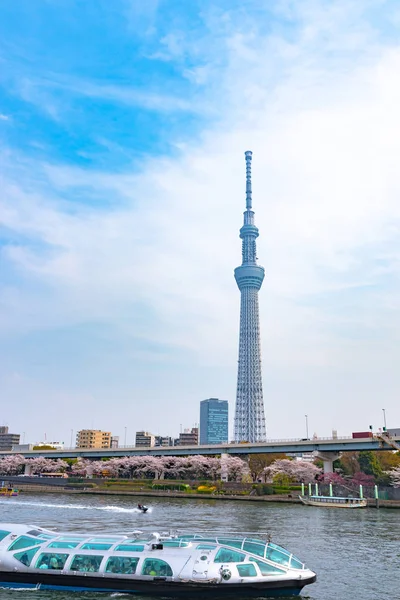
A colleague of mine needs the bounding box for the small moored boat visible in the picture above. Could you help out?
[0,523,316,596]
[299,495,367,508]
[0,487,19,497]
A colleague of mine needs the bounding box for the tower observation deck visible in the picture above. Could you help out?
[234,151,266,442]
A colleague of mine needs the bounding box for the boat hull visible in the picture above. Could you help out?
[299,495,367,508]
[0,571,316,596]
[0,490,18,497]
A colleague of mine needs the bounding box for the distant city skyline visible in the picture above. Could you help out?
[1,2,399,443]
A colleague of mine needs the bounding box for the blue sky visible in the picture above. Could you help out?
[1,0,400,445]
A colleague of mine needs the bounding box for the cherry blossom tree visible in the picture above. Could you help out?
[206,457,222,481]
[0,455,25,475]
[134,456,165,480]
[349,472,375,487]
[224,456,248,481]
[162,457,188,479]
[387,467,400,487]
[264,459,321,484]
[184,455,215,480]
[317,472,346,485]
[26,457,55,474]
[71,459,94,477]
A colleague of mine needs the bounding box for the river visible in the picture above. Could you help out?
[0,493,398,600]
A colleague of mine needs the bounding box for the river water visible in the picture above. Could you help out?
[0,493,398,600]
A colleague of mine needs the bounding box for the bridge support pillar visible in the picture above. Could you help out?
[315,451,340,473]
[220,453,229,482]
[24,463,33,475]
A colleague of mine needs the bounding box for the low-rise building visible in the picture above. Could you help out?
[154,435,174,447]
[12,444,34,452]
[110,436,119,448]
[135,431,155,447]
[76,429,111,449]
[177,427,199,446]
[34,441,64,450]
[0,426,20,451]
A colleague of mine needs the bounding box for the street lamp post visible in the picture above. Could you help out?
[305,415,309,439]
[124,427,127,446]
[382,409,387,431]
[70,429,73,448]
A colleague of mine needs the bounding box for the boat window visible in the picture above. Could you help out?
[48,541,80,549]
[80,543,113,551]
[290,556,304,569]
[243,541,265,557]
[35,553,68,570]
[249,558,286,575]
[237,564,257,577]
[266,545,291,566]
[114,544,144,552]
[70,554,103,572]
[142,558,173,577]
[105,556,139,574]
[214,548,245,563]
[196,544,217,550]
[162,540,190,548]
[88,537,121,543]
[14,546,42,566]
[218,538,244,549]
[26,530,56,540]
[0,530,11,542]
[125,539,148,545]
[115,544,144,552]
[58,537,86,542]
[8,536,43,551]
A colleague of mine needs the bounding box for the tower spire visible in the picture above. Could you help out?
[245,150,252,209]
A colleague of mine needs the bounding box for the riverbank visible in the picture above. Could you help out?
[8,483,400,508]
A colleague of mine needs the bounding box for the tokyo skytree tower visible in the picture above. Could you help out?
[234,151,267,442]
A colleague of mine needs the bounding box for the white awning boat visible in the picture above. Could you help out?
[299,495,367,508]
[0,523,316,596]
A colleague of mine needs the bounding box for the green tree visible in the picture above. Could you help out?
[272,473,293,487]
[339,452,360,476]
[376,451,400,471]
[358,451,383,480]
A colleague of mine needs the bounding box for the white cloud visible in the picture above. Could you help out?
[1,1,400,440]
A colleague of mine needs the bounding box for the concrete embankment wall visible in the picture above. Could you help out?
[7,483,400,508]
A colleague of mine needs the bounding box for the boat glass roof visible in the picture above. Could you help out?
[0,530,11,542]
[8,536,45,552]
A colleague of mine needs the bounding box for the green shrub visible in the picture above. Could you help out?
[66,482,97,489]
[254,484,274,496]
[272,486,291,494]
[152,483,190,491]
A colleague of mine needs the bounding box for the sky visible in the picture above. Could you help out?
[1,0,400,446]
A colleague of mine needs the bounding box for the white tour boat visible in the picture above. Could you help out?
[0,523,316,596]
[299,495,367,508]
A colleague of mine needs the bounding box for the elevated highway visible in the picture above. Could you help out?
[1,435,399,460]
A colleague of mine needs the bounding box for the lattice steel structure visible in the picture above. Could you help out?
[234,151,266,442]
